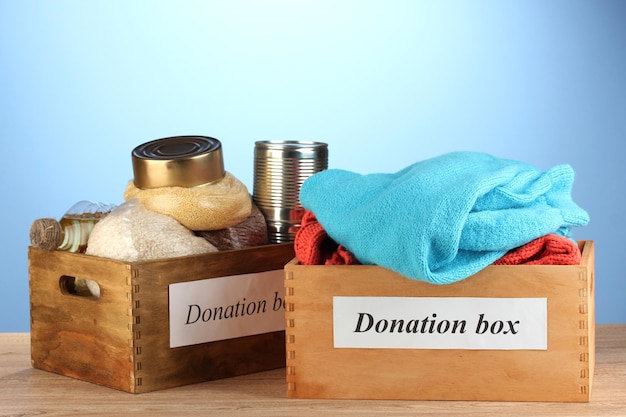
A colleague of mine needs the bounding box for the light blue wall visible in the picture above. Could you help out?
[1,1,624,331]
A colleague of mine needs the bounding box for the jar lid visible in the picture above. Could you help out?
[132,136,225,189]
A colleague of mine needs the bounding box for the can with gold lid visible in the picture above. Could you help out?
[131,136,225,189]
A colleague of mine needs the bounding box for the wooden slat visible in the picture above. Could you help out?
[29,247,135,392]
[1,325,625,416]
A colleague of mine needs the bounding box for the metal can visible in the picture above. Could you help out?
[131,136,225,189]
[253,140,328,243]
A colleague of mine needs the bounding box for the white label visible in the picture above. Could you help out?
[169,270,286,348]
[333,297,547,350]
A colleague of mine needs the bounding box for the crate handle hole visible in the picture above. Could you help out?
[59,276,101,300]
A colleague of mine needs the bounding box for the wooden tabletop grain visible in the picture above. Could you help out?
[1,325,625,416]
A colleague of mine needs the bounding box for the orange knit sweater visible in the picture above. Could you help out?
[494,234,581,265]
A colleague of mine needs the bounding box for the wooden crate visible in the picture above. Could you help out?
[284,241,595,402]
[29,243,294,393]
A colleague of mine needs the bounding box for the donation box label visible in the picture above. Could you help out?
[169,270,286,348]
[333,296,547,350]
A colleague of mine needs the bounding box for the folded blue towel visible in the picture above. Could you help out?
[300,152,590,284]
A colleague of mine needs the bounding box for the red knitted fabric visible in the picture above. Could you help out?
[294,211,359,265]
[494,234,581,265]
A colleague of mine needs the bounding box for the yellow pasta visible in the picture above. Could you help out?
[124,172,252,231]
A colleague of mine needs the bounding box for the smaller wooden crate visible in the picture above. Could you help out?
[284,241,595,402]
[29,243,294,393]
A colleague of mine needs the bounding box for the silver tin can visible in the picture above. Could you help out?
[253,140,328,243]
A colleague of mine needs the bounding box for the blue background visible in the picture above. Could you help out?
[1,1,624,331]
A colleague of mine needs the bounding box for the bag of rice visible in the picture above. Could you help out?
[86,199,217,262]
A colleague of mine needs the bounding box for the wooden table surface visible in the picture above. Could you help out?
[1,325,625,416]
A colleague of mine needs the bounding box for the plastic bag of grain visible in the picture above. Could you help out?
[86,199,217,262]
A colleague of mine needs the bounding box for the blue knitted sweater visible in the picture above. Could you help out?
[299,152,589,284]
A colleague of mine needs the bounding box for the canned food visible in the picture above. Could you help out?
[253,140,328,243]
[132,136,225,189]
